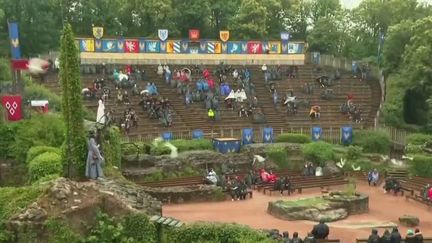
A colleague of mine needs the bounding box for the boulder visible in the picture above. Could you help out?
[322,161,341,176]
[399,215,420,227]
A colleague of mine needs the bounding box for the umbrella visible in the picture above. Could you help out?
[28,58,49,74]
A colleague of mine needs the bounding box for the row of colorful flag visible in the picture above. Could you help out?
[76,39,305,54]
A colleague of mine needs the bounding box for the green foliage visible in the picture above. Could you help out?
[344,177,357,196]
[167,223,273,243]
[44,218,82,243]
[26,146,61,164]
[122,214,157,243]
[382,74,406,126]
[354,130,390,154]
[9,114,65,162]
[143,165,201,182]
[277,197,328,207]
[302,142,334,166]
[410,155,432,177]
[102,126,122,169]
[84,211,130,243]
[121,142,151,156]
[150,139,213,155]
[28,152,63,182]
[229,0,267,39]
[0,185,45,221]
[265,145,289,169]
[24,82,62,112]
[0,122,19,159]
[346,146,363,160]
[0,58,11,82]
[275,133,311,144]
[60,24,87,179]
[406,133,432,145]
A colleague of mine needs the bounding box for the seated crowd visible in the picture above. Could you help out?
[267,219,330,243]
[367,227,423,243]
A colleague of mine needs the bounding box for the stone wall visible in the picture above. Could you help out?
[142,185,225,204]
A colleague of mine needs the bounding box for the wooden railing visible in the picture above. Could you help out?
[122,125,409,147]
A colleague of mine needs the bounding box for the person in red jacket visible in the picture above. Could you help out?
[428,186,432,201]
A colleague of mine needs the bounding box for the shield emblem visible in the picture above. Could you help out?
[158,29,169,41]
[219,31,229,42]
[280,31,290,41]
[92,27,104,39]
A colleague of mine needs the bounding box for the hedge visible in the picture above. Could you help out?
[302,141,334,166]
[28,152,63,182]
[122,214,157,243]
[406,133,432,145]
[265,145,289,169]
[26,146,61,164]
[150,139,213,155]
[24,82,62,112]
[9,114,65,162]
[275,133,311,144]
[410,155,432,178]
[102,127,122,169]
[353,130,390,154]
[167,223,273,243]
[0,123,19,159]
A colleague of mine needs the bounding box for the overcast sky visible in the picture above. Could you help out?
[341,0,432,9]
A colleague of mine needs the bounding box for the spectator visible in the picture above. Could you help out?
[311,219,329,239]
[390,227,402,243]
[371,169,379,186]
[309,105,321,119]
[208,108,215,120]
[157,64,163,76]
[380,229,391,243]
[303,232,316,243]
[405,229,416,243]
[367,229,380,243]
[206,168,218,185]
[282,231,290,243]
[414,228,423,243]
[290,232,303,243]
[428,186,432,201]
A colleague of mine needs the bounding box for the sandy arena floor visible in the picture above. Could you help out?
[163,181,432,242]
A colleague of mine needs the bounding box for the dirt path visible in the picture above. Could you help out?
[163,181,432,242]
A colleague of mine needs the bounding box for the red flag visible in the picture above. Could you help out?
[1,95,23,121]
[247,41,263,54]
[124,39,139,53]
[11,59,29,70]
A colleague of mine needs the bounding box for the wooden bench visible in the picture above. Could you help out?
[357,238,432,243]
[262,176,347,195]
[406,194,432,207]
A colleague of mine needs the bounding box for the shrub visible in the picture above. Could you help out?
[354,130,390,154]
[26,146,61,164]
[122,214,156,243]
[0,185,45,221]
[28,152,63,182]
[410,155,432,177]
[302,141,334,166]
[405,144,423,154]
[275,133,311,143]
[150,139,212,155]
[346,146,363,160]
[10,114,65,162]
[102,126,122,169]
[0,58,12,82]
[406,133,432,145]
[45,218,82,243]
[24,82,62,111]
[0,123,19,159]
[265,145,289,169]
[167,223,273,243]
[84,212,129,243]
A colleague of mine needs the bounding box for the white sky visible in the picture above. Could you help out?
[341,0,432,9]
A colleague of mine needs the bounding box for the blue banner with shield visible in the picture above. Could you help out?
[263,127,273,143]
[242,128,254,145]
[212,138,241,154]
[312,127,322,141]
[8,22,21,59]
[341,127,353,145]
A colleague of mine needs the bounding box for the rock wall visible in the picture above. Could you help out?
[142,185,225,204]
[324,192,369,215]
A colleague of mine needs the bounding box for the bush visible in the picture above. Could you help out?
[0,123,19,159]
[28,152,63,182]
[10,114,65,162]
[406,133,432,145]
[265,145,289,169]
[150,139,213,155]
[167,223,273,243]
[410,155,432,177]
[102,126,122,169]
[84,211,129,243]
[122,214,157,243]
[354,130,390,154]
[346,146,363,160]
[0,58,12,82]
[302,141,334,166]
[405,144,424,154]
[24,82,62,111]
[26,146,61,164]
[275,133,311,144]
[45,218,82,243]
[0,185,46,221]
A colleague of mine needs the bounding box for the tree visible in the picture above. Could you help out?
[172,0,211,37]
[310,0,341,24]
[307,16,345,55]
[59,24,87,179]
[284,0,311,40]
[209,0,241,38]
[229,0,267,40]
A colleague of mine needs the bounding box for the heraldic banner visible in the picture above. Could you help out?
[1,95,23,121]
[8,22,21,59]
